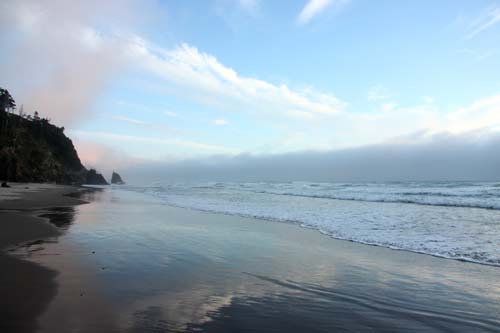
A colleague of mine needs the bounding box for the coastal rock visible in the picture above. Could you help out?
[111,171,125,185]
[85,169,109,185]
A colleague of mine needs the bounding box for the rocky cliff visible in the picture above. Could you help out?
[86,169,109,185]
[0,88,108,185]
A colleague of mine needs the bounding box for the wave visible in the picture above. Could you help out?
[144,195,500,267]
[242,190,500,211]
[170,181,500,211]
[127,181,500,267]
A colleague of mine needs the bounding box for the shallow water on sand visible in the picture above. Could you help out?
[14,188,500,332]
[132,181,500,266]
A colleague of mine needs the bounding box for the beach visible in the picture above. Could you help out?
[0,184,92,332]
[1,185,500,332]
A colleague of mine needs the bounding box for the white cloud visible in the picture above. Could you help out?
[238,0,259,14]
[164,111,178,117]
[111,115,150,126]
[71,130,234,153]
[457,48,495,62]
[217,0,260,14]
[367,85,391,101]
[123,37,500,154]
[381,93,500,138]
[381,102,397,113]
[296,92,500,151]
[213,118,229,125]
[297,0,348,25]
[443,93,500,133]
[109,115,178,133]
[465,5,500,39]
[214,0,261,29]
[287,109,317,119]
[77,92,500,173]
[422,96,434,104]
[129,42,346,118]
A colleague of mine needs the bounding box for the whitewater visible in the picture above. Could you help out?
[123,181,500,266]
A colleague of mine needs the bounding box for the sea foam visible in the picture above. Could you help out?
[124,181,500,266]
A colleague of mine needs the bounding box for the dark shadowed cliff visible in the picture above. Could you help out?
[0,88,108,185]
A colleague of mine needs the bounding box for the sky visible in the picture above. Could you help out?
[1,0,500,181]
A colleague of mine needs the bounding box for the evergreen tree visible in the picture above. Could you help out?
[0,88,16,113]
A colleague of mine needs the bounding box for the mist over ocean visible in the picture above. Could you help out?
[123,181,500,266]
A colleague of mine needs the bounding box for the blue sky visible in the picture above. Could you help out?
[2,0,500,171]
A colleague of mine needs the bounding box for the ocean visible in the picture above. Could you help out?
[124,181,500,266]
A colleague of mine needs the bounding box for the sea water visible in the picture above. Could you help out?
[123,181,500,266]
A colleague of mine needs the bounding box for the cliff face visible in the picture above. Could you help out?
[0,110,106,185]
[86,169,109,185]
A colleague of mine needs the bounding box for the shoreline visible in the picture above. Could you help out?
[0,183,94,333]
[1,185,499,332]
[32,188,500,332]
[140,200,500,268]
[0,183,94,252]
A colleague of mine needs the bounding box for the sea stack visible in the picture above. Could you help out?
[111,171,125,185]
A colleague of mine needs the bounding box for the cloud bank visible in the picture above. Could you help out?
[124,129,500,183]
[297,0,349,25]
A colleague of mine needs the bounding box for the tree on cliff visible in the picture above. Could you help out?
[0,88,16,113]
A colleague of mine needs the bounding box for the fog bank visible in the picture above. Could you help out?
[0,0,162,125]
[123,130,500,183]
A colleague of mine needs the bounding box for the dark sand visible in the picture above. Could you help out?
[2,186,500,332]
[0,184,91,333]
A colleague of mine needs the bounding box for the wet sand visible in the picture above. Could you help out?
[0,184,92,332]
[2,186,500,332]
